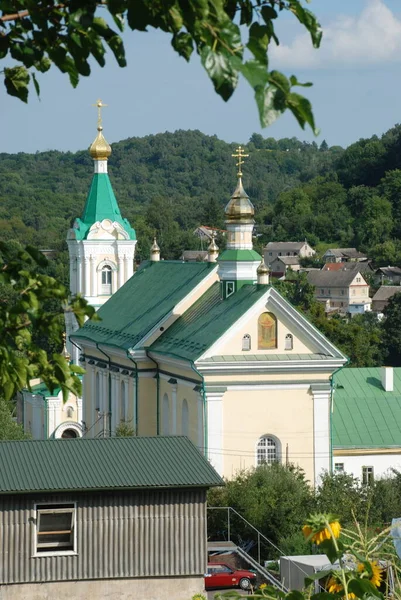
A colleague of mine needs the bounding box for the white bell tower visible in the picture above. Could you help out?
[66,100,137,363]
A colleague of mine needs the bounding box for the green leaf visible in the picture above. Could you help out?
[247,22,270,66]
[305,569,333,587]
[290,75,313,87]
[25,246,48,267]
[288,0,322,48]
[107,35,127,67]
[171,31,193,61]
[4,66,30,103]
[286,591,306,600]
[348,578,383,599]
[255,85,285,128]
[287,91,319,134]
[200,46,238,101]
[316,538,340,564]
[239,59,269,89]
[311,593,342,600]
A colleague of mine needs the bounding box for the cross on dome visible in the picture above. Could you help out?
[231,145,249,178]
[92,99,108,131]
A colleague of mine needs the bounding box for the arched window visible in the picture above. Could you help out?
[182,399,189,437]
[258,312,277,349]
[120,380,127,422]
[162,393,169,435]
[95,372,100,410]
[66,407,74,419]
[285,333,293,351]
[101,265,112,294]
[256,436,279,466]
[242,334,251,351]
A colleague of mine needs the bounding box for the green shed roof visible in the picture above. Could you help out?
[150,282,267,361]
[74,173,136,240]
[0,437,223,494]
[332,368,401,449]
[73,261,217,350]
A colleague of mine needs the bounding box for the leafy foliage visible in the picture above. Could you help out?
[0,241,96,401]
[0,0,321,131]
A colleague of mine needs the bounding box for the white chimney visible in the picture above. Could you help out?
[381,366,394,392]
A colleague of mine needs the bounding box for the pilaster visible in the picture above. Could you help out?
[206,389,225,476]
[311,383,332,486]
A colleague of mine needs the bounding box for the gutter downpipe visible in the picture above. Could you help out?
[42,394,48,439]
[126,350,139,433]
[190,361,208,458]
[329,357,349,473]
[96,343,112,437]
[145,351,160,435]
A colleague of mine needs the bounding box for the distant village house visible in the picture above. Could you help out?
[264,241,315,277]
[307,267,371,315]
[323,247,368,264]
[372,286,401,312]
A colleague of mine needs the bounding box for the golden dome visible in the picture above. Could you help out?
[257,258,269,275]
[224,177,255,223]
[208,235,219,254]
[89,126,112,160]
[151,237,160,253]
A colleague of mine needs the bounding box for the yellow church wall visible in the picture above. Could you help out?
[222,387,315,482]
[176,385,201,442]
[137,375,157,436]
[204,371,333,384]
[208,307,314,357]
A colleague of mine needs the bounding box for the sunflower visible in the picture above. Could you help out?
[357,561,383,588]
[326,574,355,599]
[302,520,341,544]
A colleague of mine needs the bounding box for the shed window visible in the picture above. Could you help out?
[256,436,279,465]
[36,504,75,555]
[242,334,251,351]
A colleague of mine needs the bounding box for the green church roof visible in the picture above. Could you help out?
[73,261,217,350]
[150,282,268,361]
[218,249,262,262]
[332,368,401,449]
[74,173,136,240]
[0,437,223,494]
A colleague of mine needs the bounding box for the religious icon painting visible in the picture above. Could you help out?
[258,312,277,349]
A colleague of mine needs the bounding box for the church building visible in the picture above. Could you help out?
[71,110,347,485]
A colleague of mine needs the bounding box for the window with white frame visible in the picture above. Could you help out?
[242,334,251,351]
[226,281,235,298]
[256,436,279,465]
[101,265,112,294]
[362,466,374,484]
[35,503,76,555]
[334,462,344,473]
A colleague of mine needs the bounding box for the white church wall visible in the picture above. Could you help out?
[333,453,401,481]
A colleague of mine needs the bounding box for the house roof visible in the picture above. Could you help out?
[74,173,136,240]
[323,262,372,273]
[181,250,208,262]
[332,368,401,449]
[265,241,308,251]
[372,286,401,302]
[324,248,366,259]
[277,256,300,266]
[307,268,365,287]
[377,267,401,277]
[150,282,267,361]
[72,261,217,350]
[0,437,223,495]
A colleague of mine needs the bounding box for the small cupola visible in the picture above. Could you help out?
[224,146,254,224]
[89,99,112,163]
[257,258,270,285]
[207,233,219,263]
[150,237,160,262]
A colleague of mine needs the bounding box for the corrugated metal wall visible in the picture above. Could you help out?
[0,489,207,584]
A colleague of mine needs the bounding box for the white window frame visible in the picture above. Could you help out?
[256,435,280,466]
[33,502,77,557]
[226,281,235,298]
[334,462,344,473]
[362,466,374,485]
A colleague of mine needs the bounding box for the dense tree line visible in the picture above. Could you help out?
[207,463,401,560]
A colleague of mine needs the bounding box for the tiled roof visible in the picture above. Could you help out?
[199,353,331,363]
[324,248,366,259]
[377,267,401,276]
[332,368,401,448]
[265,242,307,251]
[73,261,217,350]
[277,256,300,266]
[181,250,208,261]
[307,268,365,287]
[0,437,223,494]
[372,286,401,301]
[150,282,267,361]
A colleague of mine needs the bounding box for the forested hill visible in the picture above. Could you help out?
[2,125,401,266]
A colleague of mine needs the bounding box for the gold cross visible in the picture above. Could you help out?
[92,98,107,129]
[232,145,249,177]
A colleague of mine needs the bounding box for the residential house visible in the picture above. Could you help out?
[323,261,373,275]
[0,436,223,600]
[332,367,401,482]
[70,126,347,487]
[323,248,367,264]
[264,241,315,274]
[193,225,226,242]
[372,286,401,312]
[181,250,208,262]
[268,256,301,278]
[307,268,371,314]
[375,266,401,285]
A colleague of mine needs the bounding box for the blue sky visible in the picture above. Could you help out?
[1,0,401,154]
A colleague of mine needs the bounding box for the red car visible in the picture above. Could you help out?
[205,562,257,591]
